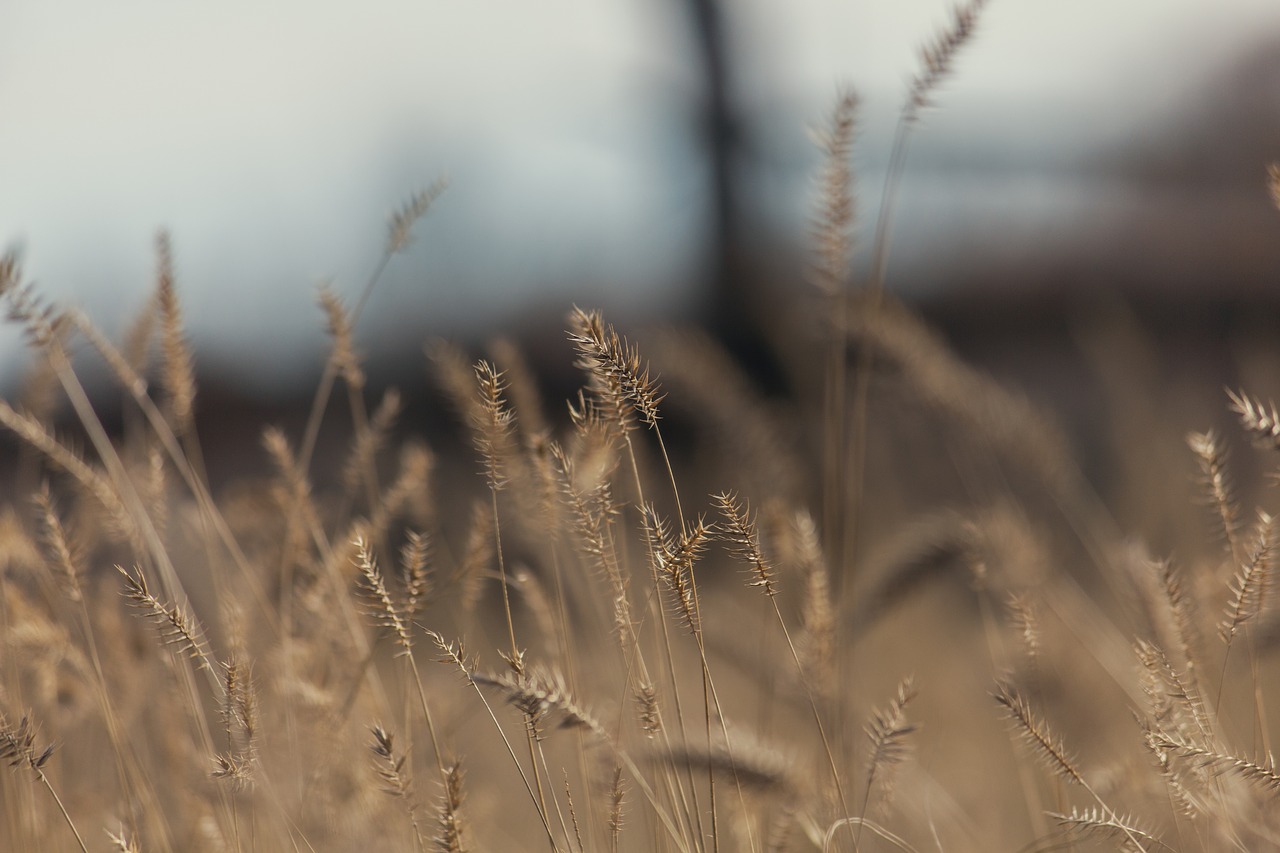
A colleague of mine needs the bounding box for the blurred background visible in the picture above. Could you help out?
[9,7,1280,846]
[3,0,1280,398]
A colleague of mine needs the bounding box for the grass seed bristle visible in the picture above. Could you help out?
[993,679,1084,787]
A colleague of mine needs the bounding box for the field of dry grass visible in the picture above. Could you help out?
[6,3,1280,851]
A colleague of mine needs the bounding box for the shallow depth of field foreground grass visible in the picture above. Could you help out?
[7,6,1280,853]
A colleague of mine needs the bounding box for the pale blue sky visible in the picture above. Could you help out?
[2,0,1278,390]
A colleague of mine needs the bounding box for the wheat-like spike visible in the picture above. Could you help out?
[0,711,89,852]
[1150,558,1205,680]
[523,430,564,535]
[472,666,601,741]
[1147,728,1280,793]
[32,484,83,603]
[369,724,416,801]
[400,530,433,620]
[342,388,401,493]
[993,679,1084,786]
[905,0,989,121]
[1048,807,1162,851]
[561,773,583,853]
[426,630,479,683]
[1228,388,1280,451]
[566,386,629,454]
[1138,719,1204,817]
[210,753,255,791]
[567,306,664,430]
[660,737,794,796]
[1221,510,1276,644]
[793,510,836,696]
[394,442,437,527]
[262,426,321,575]
[233,661,258,743]
[137,442,169,539]
[1268,163,1280,211]
[354,535,413,655]
[472,361,516,493]
[387,179,447,255]
[552,441,621,572]
[642,505,709,633]
[0,713,55,771]
[218,654,257,778]
[117,564,213,672]
[712,490,777,597]
[672,517,714,629]
[105,825,141,853]
[1005,594,1039,672]
[864,676,918,804]
[317,284,366,392]
[122,283,160,379]
[553,445,605,563]
[4,277,67,349]
[220,656,242,745]
[1187,430,1242,562]
[607,765,626,850]
[810,89,858,298]
[641,504,675,579]
[0,249,19,296]
[154,232,196,433]
[262,427,311,502]
[369,725,407,793]
[635,682,662,738]
[1134,639,1212,744]
[369,723,428,850]
[434,761,468,853]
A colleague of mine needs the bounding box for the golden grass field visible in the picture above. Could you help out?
[6,3,1280,851]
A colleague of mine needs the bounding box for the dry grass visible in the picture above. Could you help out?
[6,10,1280,853]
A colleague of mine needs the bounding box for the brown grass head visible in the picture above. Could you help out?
[713,490,778,597]
[905,0,989,121]
[1220,510,1276,644]
[567,306,664,431]
[387,179,447,255]
[317,283,366,393]
[1187,429,1242,562]
[116,563,213,672]
[155,231,196,434]
[0,712,55,771]
[1227,388,1280,452]
[472,360,516,493]
[864,675,918,810]
[993,678,1085,787]
[810,89,859,298]
[354,534,413,655]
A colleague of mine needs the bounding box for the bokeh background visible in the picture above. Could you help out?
[4,0,1280,397]
[6,8,1280,847]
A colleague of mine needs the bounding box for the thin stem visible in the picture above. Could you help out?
[622,431,706,851]
[35,771,89,853]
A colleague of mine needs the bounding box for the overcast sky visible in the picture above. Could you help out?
[2,0,1279,390]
